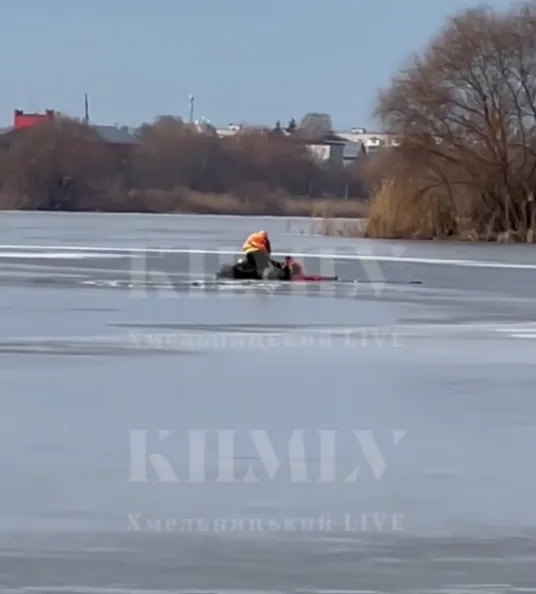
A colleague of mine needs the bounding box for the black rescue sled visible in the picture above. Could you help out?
[214,255,423,286]
[215,256,340,282]
[216,256,293,281]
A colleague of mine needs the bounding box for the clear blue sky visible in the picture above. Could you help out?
[0,0,512,131]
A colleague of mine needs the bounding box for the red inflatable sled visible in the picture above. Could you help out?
[284,257,338,282]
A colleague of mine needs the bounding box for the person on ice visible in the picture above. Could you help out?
[241,230,274,278]
[241,231,302,279]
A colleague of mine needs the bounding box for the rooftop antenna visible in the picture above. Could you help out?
[84,93,90,123]
[189,94,194,124]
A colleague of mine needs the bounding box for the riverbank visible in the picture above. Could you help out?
[0,189,369,219]
[167,191,370,218]
[0,118,369,216]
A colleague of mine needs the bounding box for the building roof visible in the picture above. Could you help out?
[301,131,349,146]
[92,125,140,145]
[320,132,347,144]
[302,132,348,146]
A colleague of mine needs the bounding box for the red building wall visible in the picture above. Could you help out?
[13,109,55,130]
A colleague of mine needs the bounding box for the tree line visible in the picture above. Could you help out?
[365,0,536,241]
[0,112,368,215]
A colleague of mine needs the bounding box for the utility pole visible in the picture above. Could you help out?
[84,93,90,123]
[189,94,194,124]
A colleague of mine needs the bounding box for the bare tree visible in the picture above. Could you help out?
[370,1,536,239]
[0,113,368,212]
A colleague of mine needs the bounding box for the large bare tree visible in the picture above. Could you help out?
[369,1,536,239]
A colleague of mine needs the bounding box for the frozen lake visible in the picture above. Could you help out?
[1,211,536,593]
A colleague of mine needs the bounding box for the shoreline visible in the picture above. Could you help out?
[0,209,363,221]
[0,195,370,221]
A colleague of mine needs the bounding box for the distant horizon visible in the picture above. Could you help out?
[1,105,388,134]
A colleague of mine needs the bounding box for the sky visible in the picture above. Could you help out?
[0,0,514,131]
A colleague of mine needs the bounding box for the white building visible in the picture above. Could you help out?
[216,123,243,137]
[337,127,399,152]
[215,123,271,137]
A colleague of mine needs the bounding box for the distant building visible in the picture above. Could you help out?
[337,127,399,152]
[14,109,55,130]
[90,125,140,146]
[216,122,271,136]
[343,141,366,165]
[217,123,243,136]
[304,131,347,165]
